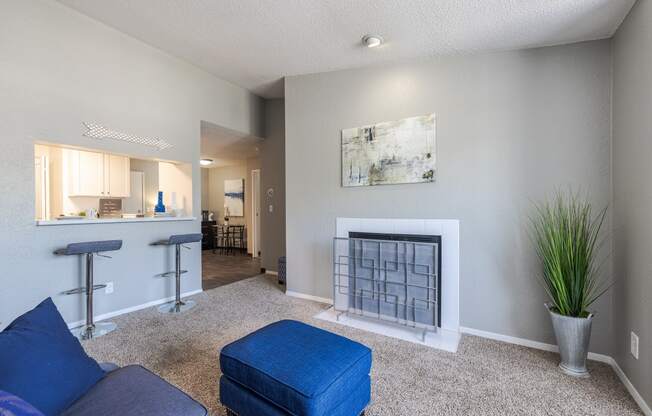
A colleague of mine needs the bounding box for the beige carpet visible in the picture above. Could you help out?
[82,275,641,416]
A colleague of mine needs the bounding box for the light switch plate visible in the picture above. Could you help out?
[631,331,639,359]
[105,281,114,294]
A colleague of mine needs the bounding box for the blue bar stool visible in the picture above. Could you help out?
[54,240,123,340]
[151,233,202,314]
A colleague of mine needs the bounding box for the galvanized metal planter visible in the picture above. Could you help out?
[546,303,594,378]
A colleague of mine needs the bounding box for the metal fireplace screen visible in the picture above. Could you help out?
[333,232,441,332]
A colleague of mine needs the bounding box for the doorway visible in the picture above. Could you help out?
[200,121,264,290]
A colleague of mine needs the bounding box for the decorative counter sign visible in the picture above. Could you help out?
[341,113,436,187]
[99,198,122,218]
[83,122,173,150]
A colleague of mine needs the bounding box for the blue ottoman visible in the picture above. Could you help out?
[219,320,371,416]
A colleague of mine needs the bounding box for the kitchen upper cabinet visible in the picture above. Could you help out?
[68,150,104,196]
[105,154,130,197]
[66,149,130,197]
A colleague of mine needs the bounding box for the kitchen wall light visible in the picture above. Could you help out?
[83,122,173,150]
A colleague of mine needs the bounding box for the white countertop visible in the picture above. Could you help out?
[36,216,197,226]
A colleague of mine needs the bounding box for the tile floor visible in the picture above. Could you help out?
[202,251,262,290]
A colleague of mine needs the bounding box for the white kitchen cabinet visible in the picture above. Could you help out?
[67,149,104,197]
[66,149,130,197]
[104,154,130,197]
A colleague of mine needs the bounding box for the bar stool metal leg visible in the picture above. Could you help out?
[70,253,117,340]
[158,243,196,314]
[56,239,122,340]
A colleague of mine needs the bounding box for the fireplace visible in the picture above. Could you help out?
[333,231,442,337]
[320,218,459,351]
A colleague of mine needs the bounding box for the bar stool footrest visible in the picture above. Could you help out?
[156,270,188,278]
[61,284,107,295]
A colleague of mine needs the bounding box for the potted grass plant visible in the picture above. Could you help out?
[531,191,609,377]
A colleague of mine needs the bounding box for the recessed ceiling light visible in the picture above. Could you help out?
[362,34,384,48]
[200,159,213,166]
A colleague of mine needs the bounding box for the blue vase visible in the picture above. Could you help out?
[155,191,166,213]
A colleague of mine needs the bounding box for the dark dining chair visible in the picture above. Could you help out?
[213,224,229,255]
[230,225,245,255]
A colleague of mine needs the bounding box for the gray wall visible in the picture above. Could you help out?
[0,0,263,326]
[613,0,652,407]
[261,99,286,272]
[285,41,613,354]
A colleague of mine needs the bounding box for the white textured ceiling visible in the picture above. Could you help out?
[59,0,635,98]
[201,121,262,168]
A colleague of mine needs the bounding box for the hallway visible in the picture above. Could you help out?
[202,251,261,290]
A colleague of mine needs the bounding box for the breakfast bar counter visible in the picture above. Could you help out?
[36,217,196,226]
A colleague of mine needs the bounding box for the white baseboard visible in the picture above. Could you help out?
[610,358,652,416]
[461,326,559,353]
[460,326,612,363]
[265,270,278,276]
[285,290,332,305]
[460,326,650,414]
[66,289,203,329]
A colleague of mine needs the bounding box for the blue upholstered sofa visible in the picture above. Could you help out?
[61,363,207,416]
[0,298,207,416]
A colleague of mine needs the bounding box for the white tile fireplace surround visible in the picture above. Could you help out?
[315,218,461,352]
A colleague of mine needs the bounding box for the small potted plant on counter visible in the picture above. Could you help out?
[531,191,609,377]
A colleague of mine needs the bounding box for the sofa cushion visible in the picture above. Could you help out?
[0,390,45,416]
[0,298,104,416]
[220,320,372,416]
[61,365,207,416]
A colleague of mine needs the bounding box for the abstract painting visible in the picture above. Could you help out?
[224,179,244,217]
[341,113,436,187]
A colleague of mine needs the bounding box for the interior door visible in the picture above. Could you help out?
[122,171,144,214]
[251,169,261,257]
